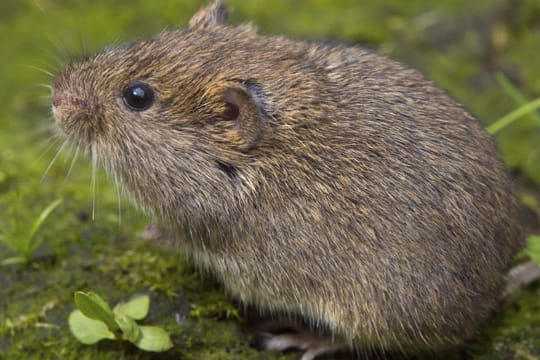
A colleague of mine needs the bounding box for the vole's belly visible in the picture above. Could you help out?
[184,224,494,351]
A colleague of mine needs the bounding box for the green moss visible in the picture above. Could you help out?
[100,247,187,298]
[470,283,540,359]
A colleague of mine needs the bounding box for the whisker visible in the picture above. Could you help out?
[41,140,68,182]
[32,98,53,107]
[18,88,53,113]
[30,121,57,140]
[37,136,63,162]
[44,37,71,66]
[77,27,89,58]
[63,144,81,184]
[37,135,57,150]
[35,83,53,90]
[37,95,52,101]
[2,123,57,151]
[41,47,66,69]
[32,0,48,14]
[21,64,54,78]
[26,53,59,76]
[116,177,122,225]
[91,143,98,220]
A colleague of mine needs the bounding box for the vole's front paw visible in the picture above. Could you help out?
[253,328,343,360]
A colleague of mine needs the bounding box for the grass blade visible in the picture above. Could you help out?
[495,72,540,127]
[0,256,27,266]
[26,198,62,252]
[487,97,540,135]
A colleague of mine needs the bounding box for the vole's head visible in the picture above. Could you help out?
[51,1,267,221]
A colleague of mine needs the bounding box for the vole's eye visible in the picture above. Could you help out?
[122,82,154,111]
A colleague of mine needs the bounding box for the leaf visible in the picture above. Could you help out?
[115,314,141,343]
[133,326,173,352]
[68,310,116,345]
[113,294,150,320]
[0,256,26,266]
[74,291,119,331]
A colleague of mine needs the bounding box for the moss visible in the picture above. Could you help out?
[470,283,540,359]
[1,233,293,359]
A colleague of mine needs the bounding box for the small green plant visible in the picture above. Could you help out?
[487,73,540,135]
[521,235,540,266]
[489,76,540,266]
[0,197,62,265]
[68,291,173,356]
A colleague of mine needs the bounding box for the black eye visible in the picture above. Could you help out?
[122,82,154,111]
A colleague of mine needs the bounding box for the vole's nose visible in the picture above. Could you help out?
[51,87,63,108]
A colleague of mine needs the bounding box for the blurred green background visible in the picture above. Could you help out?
[1,0,539,359]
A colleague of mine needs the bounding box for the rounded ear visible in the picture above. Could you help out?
[189,1,229,29]
[217,84,265,152]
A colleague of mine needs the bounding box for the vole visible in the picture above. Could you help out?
[51,1,523,359]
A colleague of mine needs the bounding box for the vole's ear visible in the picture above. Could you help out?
[214,83,265,152]
[189,1,229,29]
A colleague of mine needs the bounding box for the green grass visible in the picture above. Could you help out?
[487,97,540,135]
[1,198,62,265]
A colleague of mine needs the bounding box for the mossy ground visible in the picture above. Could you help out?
[1,0,539,359]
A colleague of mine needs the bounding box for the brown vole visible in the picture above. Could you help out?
[51,1,523,358]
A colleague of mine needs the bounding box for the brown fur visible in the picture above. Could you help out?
[52,1,522,355]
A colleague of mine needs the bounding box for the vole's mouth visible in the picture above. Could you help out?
[51,104,97,150]
[51,103,66,128]
[51,105,58,120]
[51,103,65,125]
